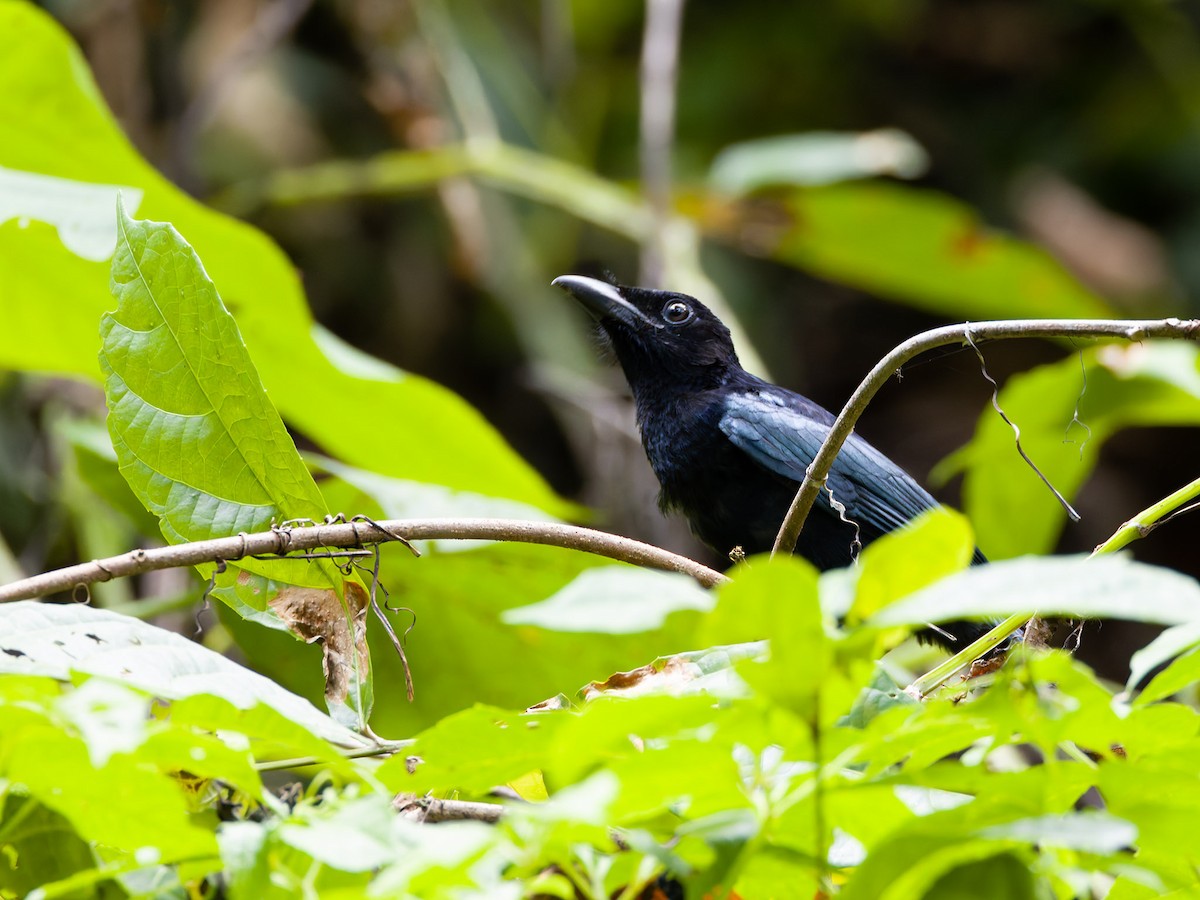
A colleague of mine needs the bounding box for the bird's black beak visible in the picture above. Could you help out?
[552,275,658,329]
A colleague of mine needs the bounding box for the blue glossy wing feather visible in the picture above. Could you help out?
[717,390,941,534]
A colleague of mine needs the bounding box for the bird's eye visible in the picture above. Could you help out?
[662,300,693,324]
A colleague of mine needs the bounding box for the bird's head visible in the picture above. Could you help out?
[553,275,740,396]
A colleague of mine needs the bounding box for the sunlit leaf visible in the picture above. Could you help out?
[101,206,371,728]
[381,704,563,797]
[0,1,566,515]
[869,554,1200,629]
[709,129,929,193]
[847,509,975,624]
[0,600,372,750]
[1130,619,1200,701]
[502,567,713,633]
[722,181,1111,320]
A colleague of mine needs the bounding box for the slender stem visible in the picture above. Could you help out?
[771,317,1200,557]
[254,741,411,772]
[1091,474,1200,556]
[906,612,1029,699]
[219,143,653,241]
[907,466,1200,697]
[638,0,686,286]
[0,517,727,603]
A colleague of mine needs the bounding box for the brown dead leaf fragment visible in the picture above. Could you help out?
[270,580,369,710]
[580,655,700,701]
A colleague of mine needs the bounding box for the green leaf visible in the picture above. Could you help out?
[276,797,398,872]
[217,822,271,900]
[8,730,218,863]
[0,0,565,516]
[841,836,1034,900]
[0,797,98,899]
[940,341,1200,558]
[697,553,820,649]
[869,554,1200,630]
[381,704,564,797]
[1136,650,1200,706]
[703,556,832,722]
[709,129,928,193]
[544,694,731,788]
[100,205,371,728]
[979,813,1136,853]
[501,567,714,633]
[101,206,328,548]
[842,665,919,728]
[1128,619,1200,698]
[847,509,975,624]
[758,182,1111,320]
[919,852,1036,900]
[731,845,821,899]
[0,600,372,750]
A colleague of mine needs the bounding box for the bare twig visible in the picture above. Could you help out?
[0,518,727,603]
[638,0,686,286]
[393,793,505,824]
[771,317,1200,557]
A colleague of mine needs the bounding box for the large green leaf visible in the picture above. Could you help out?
[869,553,1200,629]
[101,207,373,729]
[0,0,564,515]
[740,181,1112,319]
[101,208,328,548]
[501,567,714,633]
[0,677,221,877]
[0,600,372,750]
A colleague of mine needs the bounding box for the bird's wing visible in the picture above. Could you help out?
[718,391,940,534]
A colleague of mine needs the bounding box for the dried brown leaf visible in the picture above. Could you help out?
[270,580,370,710]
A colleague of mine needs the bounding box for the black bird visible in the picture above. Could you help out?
[554,274,989,650]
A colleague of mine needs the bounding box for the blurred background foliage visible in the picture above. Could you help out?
[6,0,1200,717]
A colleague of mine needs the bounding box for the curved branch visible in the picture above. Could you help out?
[771,317,1200,557]
[0,518,727,603]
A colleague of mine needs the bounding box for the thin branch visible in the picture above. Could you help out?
[217,143,653,241]
[393,793,505,824]
[254,741,412,772]
[638,0,686,286]
[0,518,727,603]
[771,317,1200,557]
[1092,474,1200,556]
